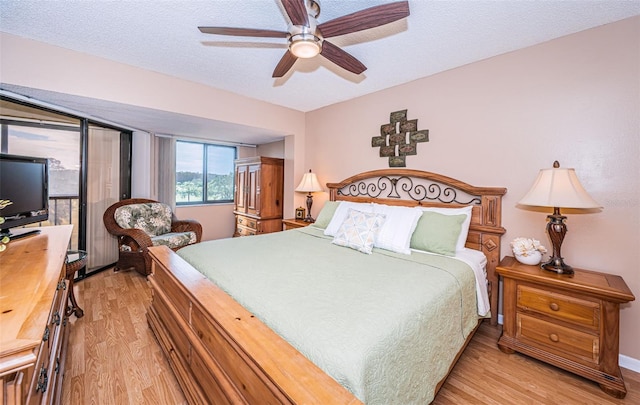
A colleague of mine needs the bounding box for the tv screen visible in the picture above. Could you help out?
[0,154,49,235]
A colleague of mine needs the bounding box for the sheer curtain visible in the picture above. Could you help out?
[151,134,176,209]
[86,126,120,269]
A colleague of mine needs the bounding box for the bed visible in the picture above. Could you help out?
[146,169,506,404]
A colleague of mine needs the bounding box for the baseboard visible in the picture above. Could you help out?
[496,314,639,372]
[620,354,640,373]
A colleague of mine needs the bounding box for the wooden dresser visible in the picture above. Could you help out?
[234,157,284,237]
[497,256,635,398]
[0,225,73,405]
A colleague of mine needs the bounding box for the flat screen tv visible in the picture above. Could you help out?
[0,153,49,238]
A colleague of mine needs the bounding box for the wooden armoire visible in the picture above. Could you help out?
[233,156,284,237]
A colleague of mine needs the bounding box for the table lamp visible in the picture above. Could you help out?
[295,170,322,222]
[518,161,601,274]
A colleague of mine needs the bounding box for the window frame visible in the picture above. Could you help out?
[175,140,237,206]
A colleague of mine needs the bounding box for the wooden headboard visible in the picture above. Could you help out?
[326,169,506,324]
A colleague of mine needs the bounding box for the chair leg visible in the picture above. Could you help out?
[116,252,146,275]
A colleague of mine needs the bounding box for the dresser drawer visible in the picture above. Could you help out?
[517,313,599,365]
[236,215,258,231]
[517,285,600,329]
[235,225,257,237]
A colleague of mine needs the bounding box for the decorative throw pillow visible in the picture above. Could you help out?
[312,201,341,229]
[372,203,423,254]
[418,206,473,252]
[410,211,467,256]
[332,209,386,254]
[324,201,375,237]
[114,202,172,236]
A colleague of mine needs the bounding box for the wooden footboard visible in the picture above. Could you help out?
[147,245,486,404]
[146,245,362,405]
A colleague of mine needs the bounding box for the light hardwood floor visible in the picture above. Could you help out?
[62,268,639,404]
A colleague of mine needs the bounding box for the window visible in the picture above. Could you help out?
[176,141,236,205]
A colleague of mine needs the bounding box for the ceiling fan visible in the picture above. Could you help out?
[198,0,410,78]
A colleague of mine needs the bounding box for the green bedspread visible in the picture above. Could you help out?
[177,226,479,404]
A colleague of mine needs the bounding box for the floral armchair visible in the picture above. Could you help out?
[103,198,203,276]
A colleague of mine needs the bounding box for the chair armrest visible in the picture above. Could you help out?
[112,227,154,251]
[172,219,203,242]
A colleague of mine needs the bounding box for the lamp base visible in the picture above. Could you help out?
[542,210,574,275]
[304,193,315,223]
[541,257,574,275]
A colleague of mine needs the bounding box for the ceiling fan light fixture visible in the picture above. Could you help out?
[289,33,321,58]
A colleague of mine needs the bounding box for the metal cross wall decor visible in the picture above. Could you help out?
[371,110,429,167]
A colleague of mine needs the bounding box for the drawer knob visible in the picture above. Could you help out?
[549,333,559,343]
[549,302,560,311]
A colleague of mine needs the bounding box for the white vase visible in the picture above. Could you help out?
[515,250,542,265]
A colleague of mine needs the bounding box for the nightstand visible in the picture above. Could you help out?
[497,256,635,398]
[282,218,312,230]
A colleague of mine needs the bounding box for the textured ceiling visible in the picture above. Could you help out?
[1,0,639,142]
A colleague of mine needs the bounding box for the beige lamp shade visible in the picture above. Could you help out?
[295,171,322,193]
[518,164,601,209]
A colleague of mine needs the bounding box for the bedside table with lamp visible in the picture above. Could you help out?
[282,218,312,230]
[498,161,635,398]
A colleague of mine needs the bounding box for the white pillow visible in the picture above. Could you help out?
[418,206,473,252]
[332,209,386,254]
[372,203,423,254]
[324,201,375,237]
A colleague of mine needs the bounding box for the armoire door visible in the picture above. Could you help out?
[235,164,248,213]
[246,163,261,216]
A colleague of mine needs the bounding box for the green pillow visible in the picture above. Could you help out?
[312,201,341,229]
[410,211,466,256]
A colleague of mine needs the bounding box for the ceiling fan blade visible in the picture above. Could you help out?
[272,50,298,78]
[281,0,309,27]
[320,40,366,75]
[318,1,410,38]
[198,26,288,38]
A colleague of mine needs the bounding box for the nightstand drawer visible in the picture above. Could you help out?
[517,313,599,364]
[517,285,600,329]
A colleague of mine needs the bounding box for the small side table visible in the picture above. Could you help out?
[282,218,313,230]
[65,250,86,318]
[497,256,635,398]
